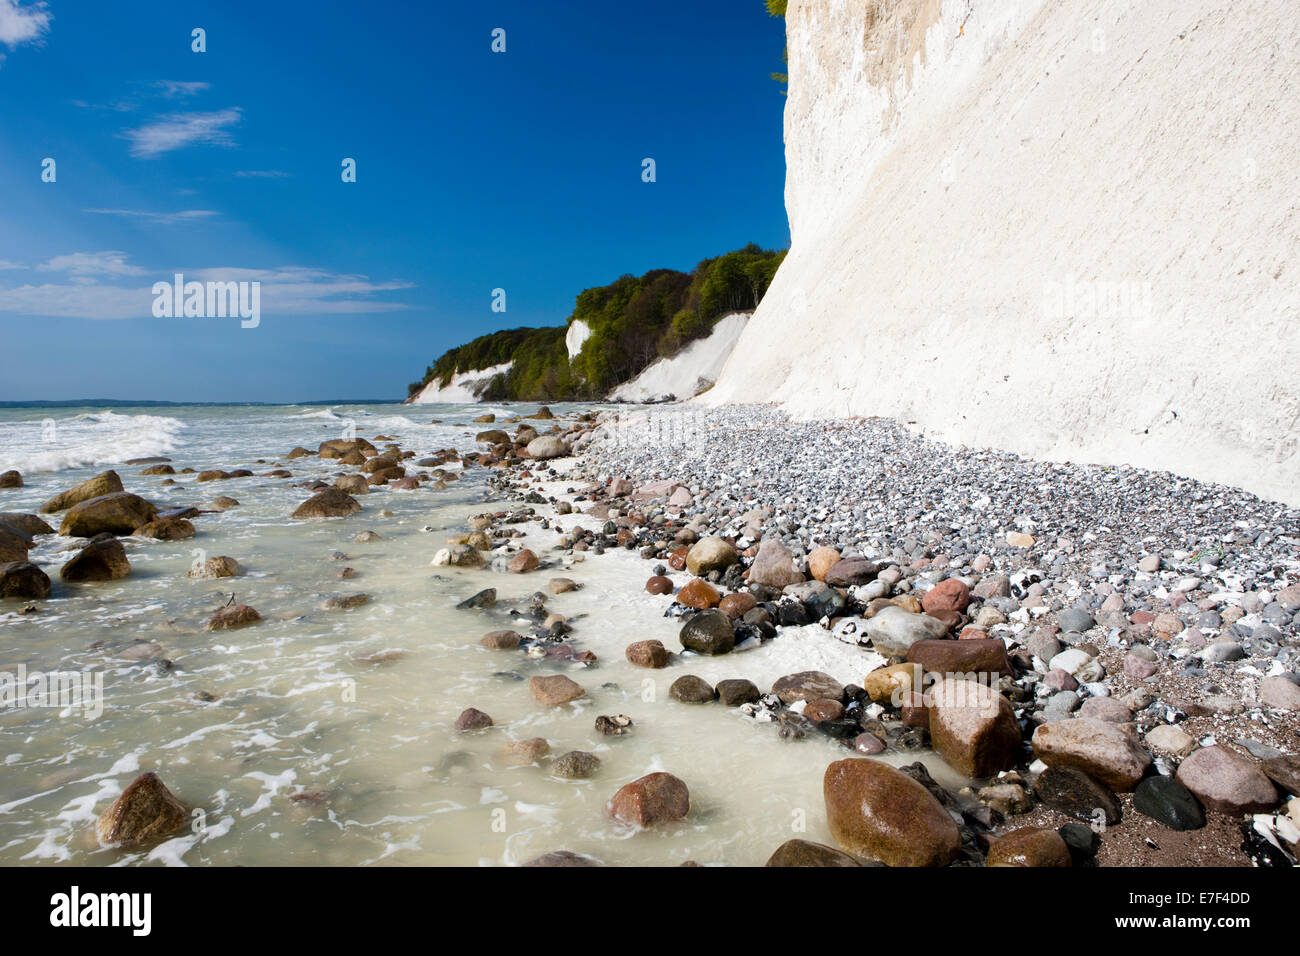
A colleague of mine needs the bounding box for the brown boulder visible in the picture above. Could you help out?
[772,671,844,705]
[96,772,188,847]
[907,638,1012,677]
[0,470,22,488]
[765,838,862,867]
[806,547,842,582]
[291,488,361,519]
[985,827,1072,867]
[0,513,54,536]
[927,677,1021,778]
[626,639,671,668]
[455,707,493,731]
[0,560,51,599]
[508,549,540,573]
[609,772,690,827]
[188,556,240,579]
[718,591,758,619]
[40,470,124,513]
[204,604,261,631]
[677,577,721,609]
[645,575,673,595]
[922,578,971,616]
[481,630,522,650]
[529,674,585,706]
[59,492,157,537]
[823,758,961,866]
[60,538,130,581]
[134,517,196,541]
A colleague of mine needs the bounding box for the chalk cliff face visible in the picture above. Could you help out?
[706,0,1300,504]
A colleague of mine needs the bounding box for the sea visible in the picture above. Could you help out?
[0,402,954,865]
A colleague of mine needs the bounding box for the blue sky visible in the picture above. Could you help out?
[0,0,790,402]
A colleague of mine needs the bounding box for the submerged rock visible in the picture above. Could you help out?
[291,488,361,519]
[765,838,862,867]
[204,604,261,631]
[0,560,51,599]
[96,772,187,847]
[529,674,585,707]
[609,772,689,827]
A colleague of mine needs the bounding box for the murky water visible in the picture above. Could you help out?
[0,402,959,866]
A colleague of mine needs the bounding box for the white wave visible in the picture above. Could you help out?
[0,411,187,474]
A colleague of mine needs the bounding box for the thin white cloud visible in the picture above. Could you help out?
[85,208,219,225]
[0,0,51,49]
[0,259,412,319]
[38,251,146,277]
[154,80,210,99]
[234,170,291,179]
[0,259,25,270]
[123,108,242,158]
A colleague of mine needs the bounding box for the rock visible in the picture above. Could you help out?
[59,492,157,537]
[95,772,187,847]
[806,547,842,582]
[1078,697,1133,723]
[609,772,689,827]
[476,429,509,445]
[0,561,51,598]
[1031,719,1152,791]
[1175,746,1279,814]
[678,609,735,655]
[0,513,54,536]
[525,436,568,460]
[1261,755,1300,796]
[1057,607,1095,633]
[1144,724,1196,757]
[335,475,369,495]
[549,577,577,594]
[133,517,196,541]
[1006,531,1035,548]
[321,593,369,611]
[765,838,862,867]
[1034,765,1122,824]
[481,630,522,649]
[772,671,844,705]
[529,674,585,707]
[0,470,21,488]
[40,470,124,513]
[1124,654,1159,679]
[626,639,670,668]
[747,538,805,589]
[552,751,601,779]
[204,604,261,630]
[853,733,886,755]
[60,538,131,581]
[207,496,239,509]
[187,555,240,579]
[864,662,922,705]
[501,737,550,764]
[823,758,961,867]
[523,850,600,867]
[824,558,878,587]
[645,575,673,595]
[1138,554,1162,573]
[1133,776,1206,831]
[922,578,970,616]
[927,677,1021,778]
[686,537,739,576]
[804,698,845,722]
[455,707,493,731]
[669,675,715,703]
[0,522,30,561]
[718,591,758,619]
[907,638,1012,677]
[457,588,496,609]
[985,828,1072,867]
[291,488,361,519]
[716,678,761,706]
[978,782,1032,815]
[472,413,495,423]
[864,605,950,656]
[677,578,721,609]
[508,549,540,573]
[1260,675,1300,710]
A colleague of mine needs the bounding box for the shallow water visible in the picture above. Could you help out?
[0,402,959,866]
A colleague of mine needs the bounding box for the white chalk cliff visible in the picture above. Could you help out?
[611,312,751,403]
[704,0,1300,504]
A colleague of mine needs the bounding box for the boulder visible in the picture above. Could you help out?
[823,758,961,867]
[678,609,735,655]
[645,575,673,595]
[335,475,370,495]
[668,675,715,703]
[609,772,689,827]
[1260,675,1300,711]
[985,828,1072,867]
[59,493,158,537]
[1174,746,1279,814]
[718,591,758,619]
[0,561,51,599]
[864,662,922,705]
[747,539,805,589]
[907,638,1012,677]
[716,678,761,706]
[0,470,22,488]
[806,547,842,582]
[0,513,55,536]
[0,521,29,562]
[455,707,493,731]
[526,436,569,460]
[1133,776,1206,831]
[677,578,721,609]
[765,839,862,867]
[60,538,130,581]
[551,751,601,779]
[864,605,949,656]
[529,674,585,707]
[188,556,240,579]
[204,604,261,631]
[40,470,124,513]
[825,558,879,587]
[927,677,1021,778]
[625,639,670,668]
[772,671,844,705]
[686,536,739,576]
[95,772,187,847]
[507,549,540,573]
[134,517,196,541]
[1034,766,1122,824]
[1031,718,1152,792]
[481,630,522,650]
[922,578,971,616]
[291,488,361,519]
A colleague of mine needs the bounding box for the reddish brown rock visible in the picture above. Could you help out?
[60,538,131,582]
[823,758,961,867]
[625,639,670,668]
[455,707,493,731]
[907,638,1012,677]
[718,591,758,619]
[922,578,971,616]
[765,838,862,867]
[677,578,721,609]
[806,547,842,583]
[204,604,261,631]
[609,772,689,827]
[480,630,522,650]
[804,698,846,723]
[645,575,673,595]
[928,677,1021,778]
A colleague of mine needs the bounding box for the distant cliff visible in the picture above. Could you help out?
[704,0,1300,504]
